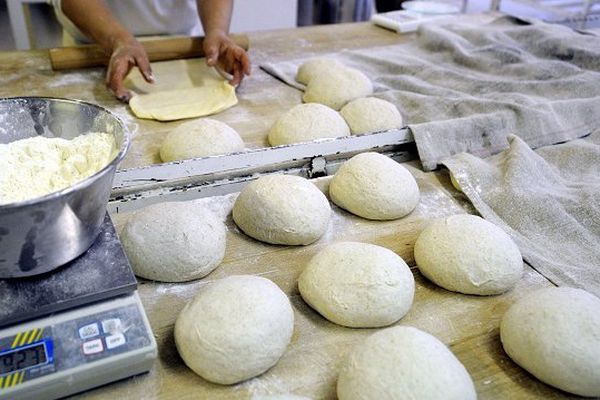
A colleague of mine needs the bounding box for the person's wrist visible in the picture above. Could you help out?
[107,31,137,54]
[205,28,228,40]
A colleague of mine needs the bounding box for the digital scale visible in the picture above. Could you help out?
[0,215,157,400]
[371,1,461,33]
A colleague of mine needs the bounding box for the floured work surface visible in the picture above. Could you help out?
[126,59,238,121]
[0,15,591,398]
[0,20,410,170]
[74,166,568,400]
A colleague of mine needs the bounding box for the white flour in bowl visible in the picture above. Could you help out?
[0,132,117,205]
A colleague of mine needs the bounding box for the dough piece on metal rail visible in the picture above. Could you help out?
[160,118,244,162]
[233,174,331,245]
[329,152,420,220]
[296,57,345,85]
[126,58,237,121]
[268,103,350,146]
[303,67,373,111]
[340,97,403,134]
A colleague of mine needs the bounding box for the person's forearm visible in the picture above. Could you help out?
[196,0,250,85]
[61,0,134,53]
[197,0,233,35]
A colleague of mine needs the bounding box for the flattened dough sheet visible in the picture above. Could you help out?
[127,59,238,122]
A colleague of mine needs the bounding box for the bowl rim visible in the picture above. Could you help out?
[0,96,130,209]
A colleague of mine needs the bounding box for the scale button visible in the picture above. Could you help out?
[105,333,126,349]
[101,318,122,334]
[82,339,104,355]
[79,323,100,339]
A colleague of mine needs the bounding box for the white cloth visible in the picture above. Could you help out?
[52,0,203,43]
[444,131,600,297]
[261,16,600,171]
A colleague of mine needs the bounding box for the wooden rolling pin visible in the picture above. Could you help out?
[49,34,250,70]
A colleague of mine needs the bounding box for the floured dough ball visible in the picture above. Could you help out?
[175,275,294,385]
[329,152,419,220]
[233,174,331,245]
[414,214,523,295]
[500,287,600,397]
[340,97,403,134]
[337,326,477,400]
[296,57,345,85]
[298,242,414,328]
[268,103,350,146]
[121,202,226,282]
[160,118,244,162]
[303,68,373,110]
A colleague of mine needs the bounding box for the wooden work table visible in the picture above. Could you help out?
[0,20,410,170]
[0,13,580,399]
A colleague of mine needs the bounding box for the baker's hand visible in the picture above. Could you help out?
[203,30,251,87]
[106,37,154,102]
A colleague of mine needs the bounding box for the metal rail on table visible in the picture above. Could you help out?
[108,128,416,214]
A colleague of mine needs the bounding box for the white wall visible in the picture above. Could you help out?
[231,0,298,32]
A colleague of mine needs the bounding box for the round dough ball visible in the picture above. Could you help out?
[500,287,600,397]
[298,242,414,328]
[329,152,420,220]
[175,275,294,385]
[303,67,373,111]
[414,214,523,295]
[233,174,331,245]
[268,103,350,146]
[160,118,244,162]
[340,97,403,134]
[296,57,345,85]
[337,326,477,400]
[121,202,226,282]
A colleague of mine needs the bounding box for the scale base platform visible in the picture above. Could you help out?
[0,215,156,399]
[0,214,138,328]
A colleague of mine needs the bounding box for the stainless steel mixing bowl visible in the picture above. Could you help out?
[0,97,129,278]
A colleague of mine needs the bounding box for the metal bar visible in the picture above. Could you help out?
[108,144,416,214]
[112,128,413,189]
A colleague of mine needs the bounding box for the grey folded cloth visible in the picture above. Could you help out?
[261,16,600,170]
[444,130,600,297]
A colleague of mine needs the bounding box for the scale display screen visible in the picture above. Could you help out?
[0,342,49,374]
